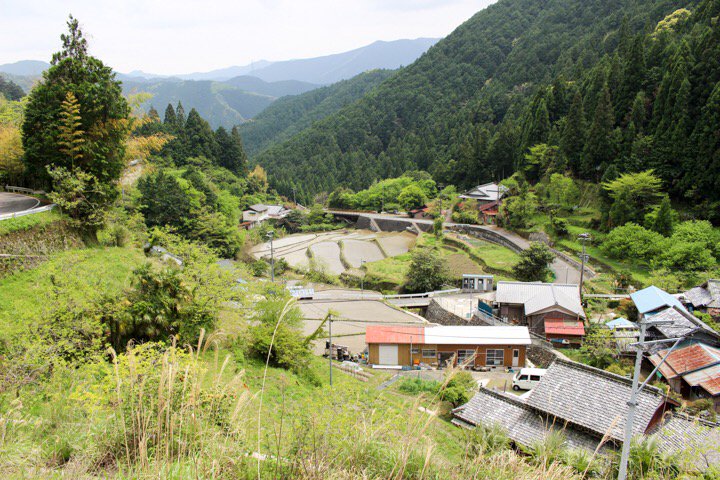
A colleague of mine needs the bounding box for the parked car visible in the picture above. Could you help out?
[512,368,547,391]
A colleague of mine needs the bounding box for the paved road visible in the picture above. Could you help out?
[329,211,583,285]
[0,192,40,215]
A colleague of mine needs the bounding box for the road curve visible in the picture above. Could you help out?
[0,192,40,215]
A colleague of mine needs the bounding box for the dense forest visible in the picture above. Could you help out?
[239,69,395,156]
[251,0,720,221]
[0,76,24,101]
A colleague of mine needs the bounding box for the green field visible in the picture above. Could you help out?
[0,209,62,236]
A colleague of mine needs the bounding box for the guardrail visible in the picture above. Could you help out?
[3,185,46,195]
[0,204,55,221]
[383,288,461,300]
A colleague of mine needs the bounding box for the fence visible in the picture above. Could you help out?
[0,204,55,222]
[3,185,46,195]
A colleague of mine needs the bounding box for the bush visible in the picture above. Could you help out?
[601,223,664,264]
[397,377,441,395]
[251,260,267,276]
[440,371,477,407]
[466,422,510,457]
[452,210,479,224]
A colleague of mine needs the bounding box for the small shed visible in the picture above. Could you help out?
[461,274,493,292]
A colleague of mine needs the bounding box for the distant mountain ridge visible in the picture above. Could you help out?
[242,39,439,84]
[0,37,438,128]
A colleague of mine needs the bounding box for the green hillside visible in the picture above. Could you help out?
[254,0,719,219]
[240,69,395,156]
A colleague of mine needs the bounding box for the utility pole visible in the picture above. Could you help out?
[292,187,297,206]
[328,314,333,386]
[617,317,690,480]
[360,259,366,298]
[267,230,275,282]
[578,233,590,295]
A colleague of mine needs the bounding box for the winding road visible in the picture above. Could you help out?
[0,192,40,216]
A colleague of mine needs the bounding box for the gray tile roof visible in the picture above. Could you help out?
[524,359,669,442]
[647,306,719,342]
[453,388,608,453]
[495,282,585,318]
[650,413,720,472]
[684,279,720,309]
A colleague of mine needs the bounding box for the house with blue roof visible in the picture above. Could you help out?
[630,285,689,317]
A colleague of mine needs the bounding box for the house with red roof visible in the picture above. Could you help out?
[366,325,531,368]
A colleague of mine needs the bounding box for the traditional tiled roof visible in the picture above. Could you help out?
[496,282,585,318]
[650,414,720,472]
[452,388,607,453]
[524,359,670,442]
[646,306,718,341]
[684,279,720,310]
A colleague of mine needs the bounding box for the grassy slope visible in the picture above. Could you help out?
[0,247,146,340]
[0,210,62,236]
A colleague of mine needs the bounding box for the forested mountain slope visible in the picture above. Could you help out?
[255,0,720,218]
[239,69,395,156]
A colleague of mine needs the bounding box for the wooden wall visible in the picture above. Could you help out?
[368,343,526,367]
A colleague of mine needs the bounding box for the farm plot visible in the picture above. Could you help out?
[342,239,385,267]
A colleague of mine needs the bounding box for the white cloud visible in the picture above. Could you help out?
[0,0,496,74]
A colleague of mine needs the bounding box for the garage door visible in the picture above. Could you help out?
[378,344,399,365]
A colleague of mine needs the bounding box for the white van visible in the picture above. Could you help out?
[512,368,547,391]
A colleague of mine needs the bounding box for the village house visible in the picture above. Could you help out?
[365,325,530,368]
[684,279,720,317]
[240,204,290,229]
[407,205,433,220]
[605,317,639,353]
[453,358,720,473]
[649,342,720,412]
[495,281,586,347]
[458,182,507,224]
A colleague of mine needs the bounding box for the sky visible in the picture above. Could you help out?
[0,0,496,75]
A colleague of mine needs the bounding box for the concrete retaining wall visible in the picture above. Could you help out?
[447,225,524,253]
[425,299,485,326]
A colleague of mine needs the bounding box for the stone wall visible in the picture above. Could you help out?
[425,299,485,326]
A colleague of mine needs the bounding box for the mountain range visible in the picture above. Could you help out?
[249,0,720,218]
[0,38,437,127]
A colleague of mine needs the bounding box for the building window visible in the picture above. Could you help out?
[411,347,419,355]
[422,349,436,358]
[457,349,476,365]
[486,349,505,366]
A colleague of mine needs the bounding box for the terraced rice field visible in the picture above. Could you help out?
[250,229,416,275]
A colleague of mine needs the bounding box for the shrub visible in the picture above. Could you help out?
[251,259,267,276]
[601,223,664,264]
[398,377,441,395]
[550,217,569,237]
[440,371,477,407]
[452,210,479,224]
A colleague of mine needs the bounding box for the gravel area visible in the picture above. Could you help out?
[343,239,385,267]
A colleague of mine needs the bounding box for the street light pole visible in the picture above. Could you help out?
[267,230,275,282]
[578,233,590,295]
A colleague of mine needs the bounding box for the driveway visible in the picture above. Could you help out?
[0,192,40,215]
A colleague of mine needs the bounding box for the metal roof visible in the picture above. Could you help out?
[365,325,424,344]
[544,318,585,336]
[458,182,507,201]
[658,343,720,376]
[364,325,531,346]
[524,359,670,442]
[424,325,531,345]
[495,282,585,318]
[606,317,637,329]
[683,363,720,396]
[631,286,689,315]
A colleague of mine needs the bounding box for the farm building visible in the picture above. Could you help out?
[606,317,639,353]
[458,182,507,224]
[495,282,586,347]
[241,204,290,229]
[365,325,530,368]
